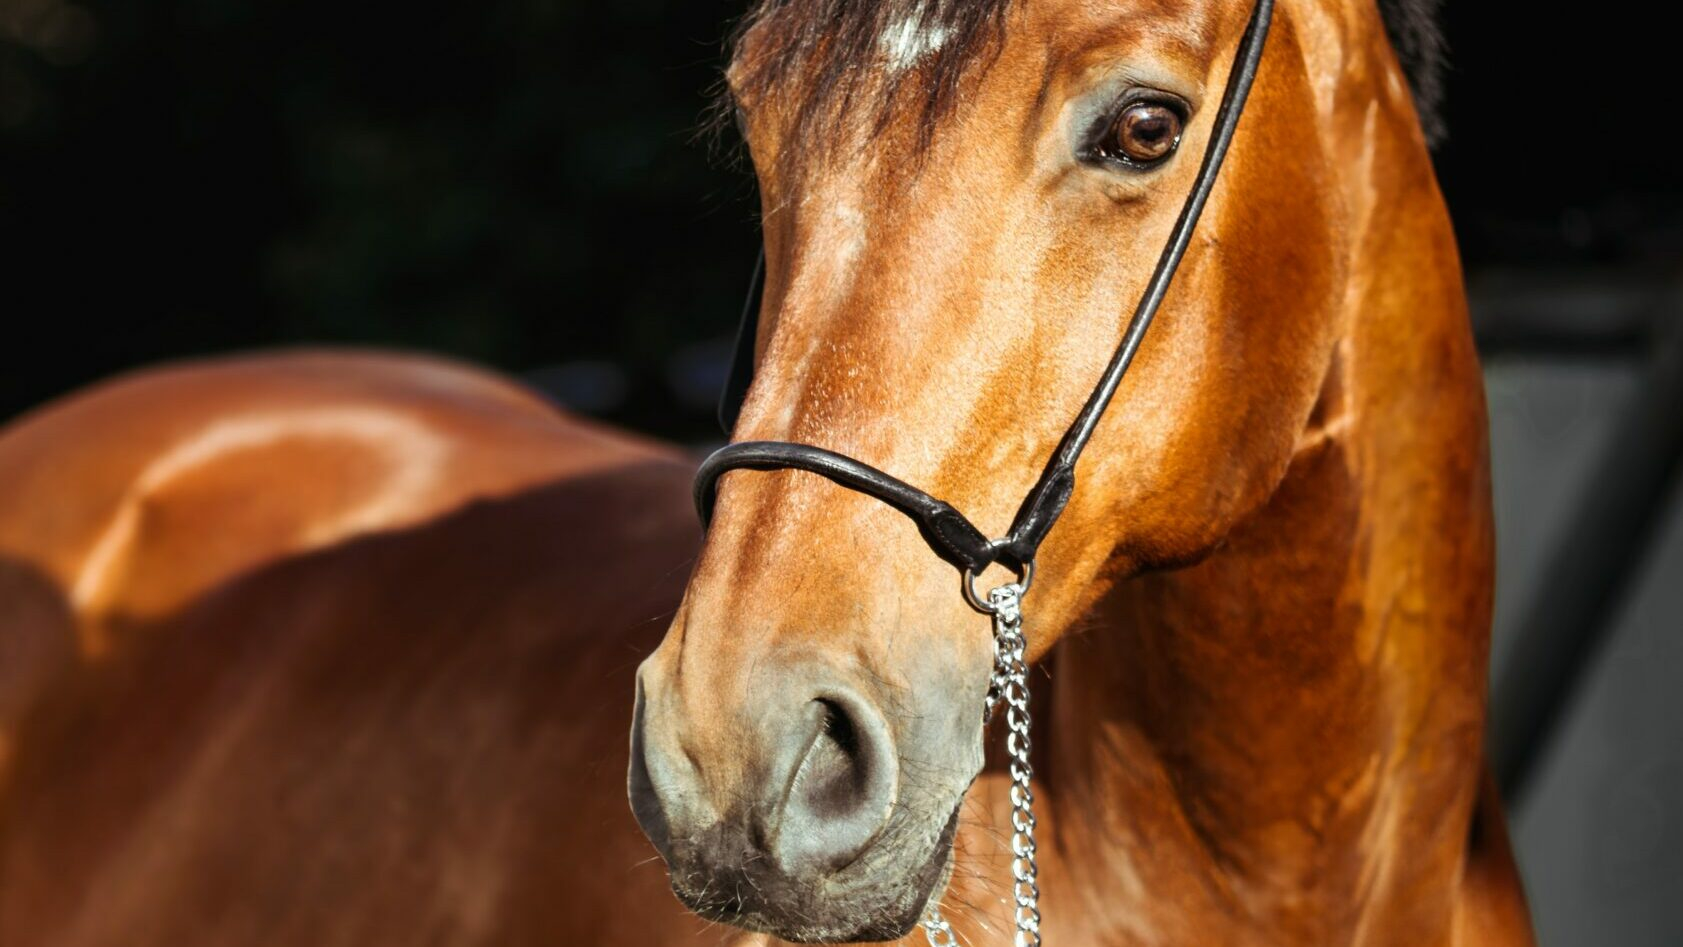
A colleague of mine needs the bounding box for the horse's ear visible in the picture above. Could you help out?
[719,249,765,436]
[1375,0,1448,147]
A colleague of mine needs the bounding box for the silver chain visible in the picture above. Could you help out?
[922,580,1041,947]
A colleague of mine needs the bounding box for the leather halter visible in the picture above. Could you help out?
[696,0,1274,581]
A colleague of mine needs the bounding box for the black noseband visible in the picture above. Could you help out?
[694,0,1274,580]
[694,442,1073,574]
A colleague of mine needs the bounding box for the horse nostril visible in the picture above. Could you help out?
[772,693,898,878]
[797,699,868,818]
[627,672,679,863]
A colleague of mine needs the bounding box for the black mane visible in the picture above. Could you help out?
[723,0,1447,153]
[1376,0,1448,145]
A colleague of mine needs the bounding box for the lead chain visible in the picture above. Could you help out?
[922,582,1041,947]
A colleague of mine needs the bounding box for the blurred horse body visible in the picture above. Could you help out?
[0,352,706,946]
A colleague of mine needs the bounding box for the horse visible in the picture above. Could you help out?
[628,0,1536,943]
[0,352,710,945]
[0,2,1536,947]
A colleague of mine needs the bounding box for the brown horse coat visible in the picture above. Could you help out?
[632,0,1536,943]
[0,352,707,946]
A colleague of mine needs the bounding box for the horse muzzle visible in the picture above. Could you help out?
[628,654,979,942]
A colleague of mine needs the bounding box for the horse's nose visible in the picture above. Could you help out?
[765,691,898,876]
[629,665,899,885]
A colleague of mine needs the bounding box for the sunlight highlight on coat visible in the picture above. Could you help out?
[71,407,450,655]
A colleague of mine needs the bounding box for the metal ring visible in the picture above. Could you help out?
[962,559,1035,614]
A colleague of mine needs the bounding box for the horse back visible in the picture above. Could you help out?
[0,350,706,946]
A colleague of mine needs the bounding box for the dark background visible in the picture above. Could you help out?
[2,0,1677,429]
[4,2,1680,943]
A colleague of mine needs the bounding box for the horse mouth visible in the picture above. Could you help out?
[674,804,964,944]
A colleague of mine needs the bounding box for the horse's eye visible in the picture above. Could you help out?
[1099,99,1184,166]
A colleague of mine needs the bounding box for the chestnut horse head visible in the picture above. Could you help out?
[631,0,1505,942]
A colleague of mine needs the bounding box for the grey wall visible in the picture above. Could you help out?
[1486,360,1683,945]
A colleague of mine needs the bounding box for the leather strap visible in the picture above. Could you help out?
[695,442,997,572]
[717,250,764,435]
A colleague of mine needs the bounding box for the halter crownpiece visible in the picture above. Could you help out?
[693,0,1274,941]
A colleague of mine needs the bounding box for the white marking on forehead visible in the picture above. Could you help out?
[879,8,952,72]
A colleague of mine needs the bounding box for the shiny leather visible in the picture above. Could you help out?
[695,442,997,572]
[695,0,1275,577]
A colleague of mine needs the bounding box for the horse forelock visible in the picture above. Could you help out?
[716,0,1447,162]
[720,0,1013,160]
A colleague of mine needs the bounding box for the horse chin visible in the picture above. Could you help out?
[674,804,964,944]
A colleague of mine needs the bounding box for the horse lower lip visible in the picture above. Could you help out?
[918,804,964,912]
[672,801,966,943]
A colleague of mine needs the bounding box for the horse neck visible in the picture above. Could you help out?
[1040,21,1494,941]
